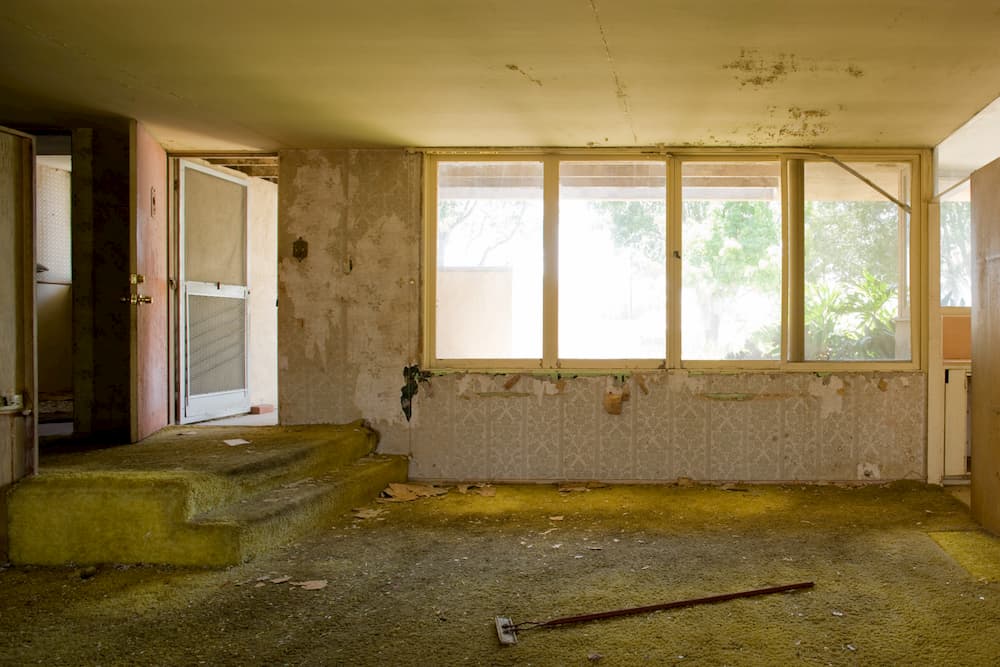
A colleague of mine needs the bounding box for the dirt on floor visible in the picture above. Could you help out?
[2,481,998,666]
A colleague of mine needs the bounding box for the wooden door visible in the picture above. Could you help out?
[130,123,169,441]
[0,127,37,486]
[971,156,1000,533]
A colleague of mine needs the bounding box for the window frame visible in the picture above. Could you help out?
[423,148,926,373]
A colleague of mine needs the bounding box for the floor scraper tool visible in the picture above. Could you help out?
[495,581,814,645]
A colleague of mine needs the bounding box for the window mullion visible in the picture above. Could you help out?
[423,155,438,366]
[786,158,805,362]
[543,156,559,368]
[667,157,682,367]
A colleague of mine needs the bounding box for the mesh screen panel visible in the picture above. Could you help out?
[36,164,72,283]
[188,294,246,395]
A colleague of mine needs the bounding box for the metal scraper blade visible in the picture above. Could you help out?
[495,616,518,645]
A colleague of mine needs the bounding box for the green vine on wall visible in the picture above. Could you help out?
[401,365,431,422]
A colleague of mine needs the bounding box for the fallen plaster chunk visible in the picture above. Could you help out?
[379,482,449,502]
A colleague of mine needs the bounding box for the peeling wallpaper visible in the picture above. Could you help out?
[278,149,421,435]
[278,149,927,483]
[407,372,924,482]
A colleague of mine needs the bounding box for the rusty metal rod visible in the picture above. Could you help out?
[537,581,815,629]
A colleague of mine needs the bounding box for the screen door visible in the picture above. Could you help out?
[178,160,250,423]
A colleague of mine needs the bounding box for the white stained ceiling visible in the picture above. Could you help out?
[2,1,1000,152]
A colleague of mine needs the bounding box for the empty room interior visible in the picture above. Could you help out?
[4,2,1000,664]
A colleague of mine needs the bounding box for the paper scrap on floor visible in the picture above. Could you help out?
[223,438,251,446]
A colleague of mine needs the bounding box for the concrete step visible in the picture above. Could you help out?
[189,456,407,566]
[7,423,407,567]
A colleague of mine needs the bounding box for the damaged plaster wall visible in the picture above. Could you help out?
[277,149,926,483]
[277,149,420,450]
[408,371,925,482]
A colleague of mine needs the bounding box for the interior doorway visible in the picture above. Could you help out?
[34,135,73,437]
[170,156,278,426]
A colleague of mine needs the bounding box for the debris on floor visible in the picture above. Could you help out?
[559,482,608,493]
[223,438,250,447]
[720,483,749,492]
[456,483,496,497]
[290,580,328,590]
[352,508,386,520]
[379,482,449,502]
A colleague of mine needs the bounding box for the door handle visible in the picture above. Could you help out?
[121,294,154,305]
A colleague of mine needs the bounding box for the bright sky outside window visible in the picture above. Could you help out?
[804,161,911,361]
[435,161,543,359]
[681,161,782,360]
[558,161,667,359]
[427,152,920,369]
[940,181,971,307]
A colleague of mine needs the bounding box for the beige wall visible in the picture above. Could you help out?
[278,149,927,482]
[248,177,277,409]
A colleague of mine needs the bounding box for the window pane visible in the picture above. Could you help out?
[941,181,971,307]
[804,161,911,361]
[681,161,781,360]
[558,161,666,359]
[435,162,543,359]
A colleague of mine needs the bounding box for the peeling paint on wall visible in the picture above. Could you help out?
[278,149,421,440]
[406,370,924,483]
[808,374,845,419]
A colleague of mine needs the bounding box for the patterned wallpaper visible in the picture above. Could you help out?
[405,371,925,483]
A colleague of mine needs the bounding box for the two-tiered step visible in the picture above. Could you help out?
[7,421,406,566]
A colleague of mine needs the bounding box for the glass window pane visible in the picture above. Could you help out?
[558,161,666,359]
[681,161,782,360]
[941,181,971,307]
[804,161,911,361]
[435,162,543,359]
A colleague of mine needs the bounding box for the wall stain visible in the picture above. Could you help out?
[747,106,832,143]
[589,0,638,143]
[505,64,543,87]
[845,64,865,78]
[723,48,798,88]
[724,48,865,88]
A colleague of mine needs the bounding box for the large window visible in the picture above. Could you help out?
[803,161,911,361]
[426,152,920,369]
[559,161,666,359]
[682,161,782,360]
[434,162,543,360]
